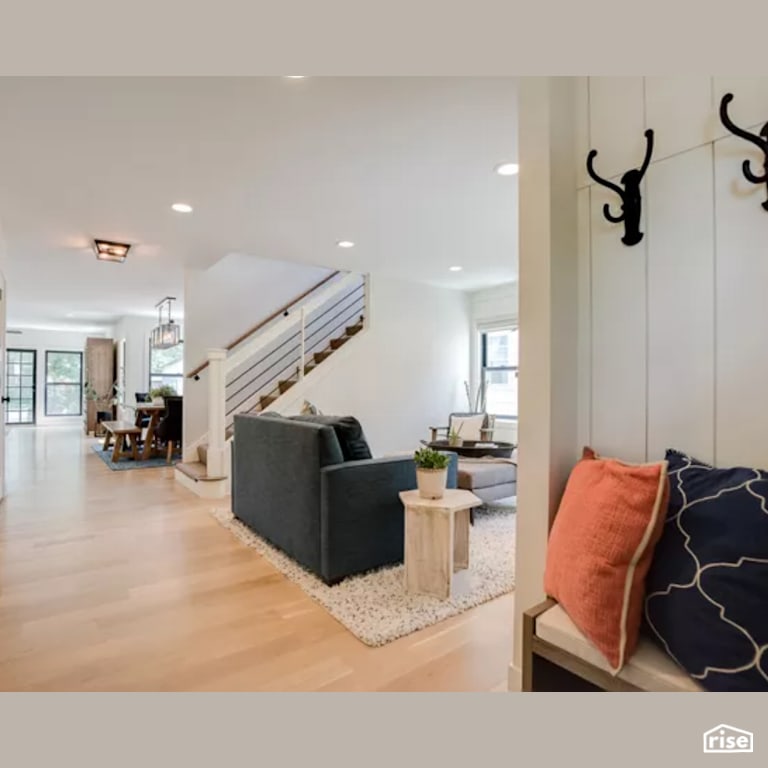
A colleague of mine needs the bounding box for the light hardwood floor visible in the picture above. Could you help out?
[0,426,514,691]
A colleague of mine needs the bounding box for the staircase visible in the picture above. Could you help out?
[175,272,368,497]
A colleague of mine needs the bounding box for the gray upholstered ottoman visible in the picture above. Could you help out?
[457,460,517,505]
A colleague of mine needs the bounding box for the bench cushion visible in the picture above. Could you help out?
[536,604,703,692]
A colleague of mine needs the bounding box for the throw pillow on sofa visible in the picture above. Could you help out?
[644,449,768,691]
[544,446,669,672]
[290,415,373,461]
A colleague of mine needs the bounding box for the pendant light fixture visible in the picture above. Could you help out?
[151,296,181,349]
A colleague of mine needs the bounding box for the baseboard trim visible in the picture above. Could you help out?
[508,662,522,692]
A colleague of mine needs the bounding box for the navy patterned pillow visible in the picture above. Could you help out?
[644,449,768,691]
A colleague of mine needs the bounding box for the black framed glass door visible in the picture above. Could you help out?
[5,349,36,424]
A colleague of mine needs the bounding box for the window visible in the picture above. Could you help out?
[5,349,36,425]
[149,342,184,395]
[481,326,518,419]
[45,351,83,416]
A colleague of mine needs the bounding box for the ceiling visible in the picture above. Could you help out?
[0,77,518,331]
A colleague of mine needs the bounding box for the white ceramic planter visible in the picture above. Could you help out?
[416,467,448,500]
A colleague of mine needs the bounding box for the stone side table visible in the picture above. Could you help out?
[399,488,482,599]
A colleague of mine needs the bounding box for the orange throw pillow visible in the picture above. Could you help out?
[543,447,669,672]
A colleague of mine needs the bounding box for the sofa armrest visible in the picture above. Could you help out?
[318,454,458,583]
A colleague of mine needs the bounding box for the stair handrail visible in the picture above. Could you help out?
[185,270,342,379]
[222,272,363,377]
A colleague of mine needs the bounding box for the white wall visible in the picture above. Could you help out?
[0,217,7,275]
[469,281,518,444]
[275,276,470,455]
[470,281,518,326]
[4,327,109,426]
[183,253,335,448]
[509,77,580,690]
[111,315,167,419]
[578,77,768,468]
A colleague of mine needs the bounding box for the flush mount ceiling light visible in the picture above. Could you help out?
[171,202,193,213]
[151,296,181,349]
[449,266,463,272]
[337,240,355,248]
[495,162,519,176]
[93,239,131,263]
[284,75,306,79]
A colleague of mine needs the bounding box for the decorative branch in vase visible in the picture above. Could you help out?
[464,379,487,413]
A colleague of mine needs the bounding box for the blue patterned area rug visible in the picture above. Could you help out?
[91,442,181,471]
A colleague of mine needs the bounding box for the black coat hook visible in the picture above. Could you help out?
[586,129,654,246]
[719,92,768,212]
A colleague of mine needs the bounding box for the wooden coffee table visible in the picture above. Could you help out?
[399,488,482,599]
[424,439,516,459]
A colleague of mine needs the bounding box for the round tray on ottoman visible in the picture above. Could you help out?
[426,439,516,459]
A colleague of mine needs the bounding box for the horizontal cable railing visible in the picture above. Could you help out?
[186,270,342,379]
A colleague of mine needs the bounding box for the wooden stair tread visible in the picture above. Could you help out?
[197,425,235,464]
[176,461,226,482]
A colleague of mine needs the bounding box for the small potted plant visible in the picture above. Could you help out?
[413,446,451,500]
[448,422,463,447]
[150,385,177,405]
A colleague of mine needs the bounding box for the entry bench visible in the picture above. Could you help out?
[522,599,704,692]
[101,420,142,463]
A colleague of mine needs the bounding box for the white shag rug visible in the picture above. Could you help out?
[210,505,516,647]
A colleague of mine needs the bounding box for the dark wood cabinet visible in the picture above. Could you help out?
[83,337,116,436]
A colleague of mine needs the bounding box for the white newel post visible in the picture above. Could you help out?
[206,348,227,477]
[299,307,306,380]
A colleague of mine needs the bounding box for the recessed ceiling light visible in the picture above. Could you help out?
[285,75,306,79]
[337,240,355,248]
[171,203,193,213]
[93,239,131,263]
[495,162,519,176]
[449,266,463,272]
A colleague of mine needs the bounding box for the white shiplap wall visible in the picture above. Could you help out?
[578,77,768,468]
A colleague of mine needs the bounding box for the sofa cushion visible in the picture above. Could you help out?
[544,448,669,672]
[644,449,768,691]
[457,461,517,490]
[290,415,372,462]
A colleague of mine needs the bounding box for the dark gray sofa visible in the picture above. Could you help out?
[231,412,458,585]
